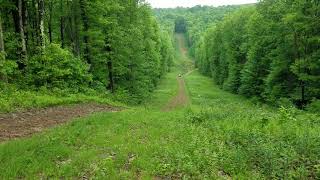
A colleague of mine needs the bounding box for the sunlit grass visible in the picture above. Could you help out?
[1,35,319,179]
[185,71,320,179]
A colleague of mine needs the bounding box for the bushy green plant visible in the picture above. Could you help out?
[0,83,120,113]
[0,52,17,82]
[278,106,297,123]
[194,1,320,107]
[26,44,92,91]
[306,99,320,114]
[277,97,294,108]
[185,109,211,124]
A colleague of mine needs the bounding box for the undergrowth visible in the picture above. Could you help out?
[0,84,123,113]
[185,71,320,179]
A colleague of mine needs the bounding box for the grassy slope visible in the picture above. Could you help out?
[186,72,320,179]
[1,34,319,179]
[0,87,123,113]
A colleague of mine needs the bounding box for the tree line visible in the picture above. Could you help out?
[155,5,241,56]
[195,0,320,108]
[0,0,174,102]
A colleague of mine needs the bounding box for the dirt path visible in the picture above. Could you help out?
[177,34,188,57]
[0,103,121,142]
[163,76,189,111]
[162,34,194,111]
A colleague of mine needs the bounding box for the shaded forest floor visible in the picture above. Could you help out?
[0,34,319,179]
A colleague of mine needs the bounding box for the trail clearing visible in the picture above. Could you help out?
[162,76,189,111]
[162,34,193,111]
[0,33,318,180]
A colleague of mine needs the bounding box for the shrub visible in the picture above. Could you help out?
[185,108,211,124]
[306,99,320,114]
[277,97,294,108]
[0,52,17,83]
[26,44,92,91]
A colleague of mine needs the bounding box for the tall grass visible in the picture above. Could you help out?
[185,71,320,179]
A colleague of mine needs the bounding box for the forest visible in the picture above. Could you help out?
[0,0,174,108]
[0,0,319,179]
[195,1,320,109]
[157,1,320,109]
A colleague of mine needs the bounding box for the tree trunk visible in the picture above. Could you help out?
[0,16,4,53]
[67,0,75,54]
[300,36,309,108]
[72,1,81,57]
[68,15,75,51]
[105,38,114,92]
[301,81,305,102]
[38,0,45,49]
[107,60,114,93]
[48,0,53,43]
[18,0,27,68]
[0,15,7,83]
[73,15,81,56]
[29,0,36,46]
[79,0,91,65]
[12,1,20,34]
[33,0,40,46]
[22,0,28,48]
[60,0,65,48]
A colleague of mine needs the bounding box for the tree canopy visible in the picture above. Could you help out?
[0,0,175,103]
[162,1,320,108]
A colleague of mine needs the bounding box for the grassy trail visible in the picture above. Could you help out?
[0,33,196,179]
[162,34,193,111]
[0,34,319,179]
[162,76,189,111]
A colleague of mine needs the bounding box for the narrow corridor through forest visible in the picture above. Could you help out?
[0,29,319,180]
[162,34,193,111]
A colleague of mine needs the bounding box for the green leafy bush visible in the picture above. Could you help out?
[26,44,92,91]
[306,99,320,114]
[0,84,121,113]
[277,97,295,108]
[0,52,17,82]
[185,108,211,124]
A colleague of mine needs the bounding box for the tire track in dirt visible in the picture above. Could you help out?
[162,76,189,111]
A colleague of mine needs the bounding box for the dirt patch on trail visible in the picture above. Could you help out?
[0,103,121,142]
[177,34,188,58]
[162,34,194,111]
[163,77,189,111]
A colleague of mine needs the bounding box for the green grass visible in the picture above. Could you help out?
[144,70,179,110]
[2,70,318,179]
[0,86,124,113]
[174,33,194,74]
[1,35,319,179]
[185,71,320,179]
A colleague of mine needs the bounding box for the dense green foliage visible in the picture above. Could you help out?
[0,0,174,104]
[0,85,122,113]
[0,0,319,179]
[1,63,319,179]
[195,0,320,108]
[26,44,91,90]
[155,5,241,57]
